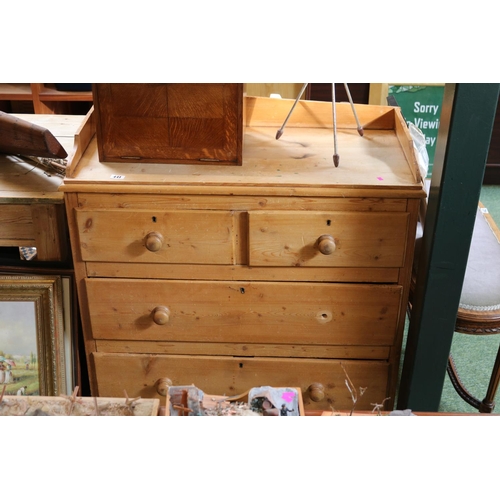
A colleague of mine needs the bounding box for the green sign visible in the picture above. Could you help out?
[388,85,444,177]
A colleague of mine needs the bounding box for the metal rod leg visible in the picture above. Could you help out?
[276,83,309,140]
[344,83,364,136]
[332,84,339,167]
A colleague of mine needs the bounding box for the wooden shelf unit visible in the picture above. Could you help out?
[0,113,90,262]
[0,83,93,114]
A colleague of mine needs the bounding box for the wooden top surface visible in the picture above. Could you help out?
[0,114,85,203]
[62,100,426,199]
[2,99,426,199]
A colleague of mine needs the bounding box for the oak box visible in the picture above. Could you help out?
[92,83,243,166]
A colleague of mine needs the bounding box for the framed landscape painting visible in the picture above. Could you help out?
[0,275,67,396]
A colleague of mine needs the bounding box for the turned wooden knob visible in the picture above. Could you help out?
[308,382,325,402]
[152,306,170,325]
[155,377,172,397]
[145,231,164,252]
[317,234,336,255]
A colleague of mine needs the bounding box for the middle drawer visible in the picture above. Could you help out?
[85,278,402,346]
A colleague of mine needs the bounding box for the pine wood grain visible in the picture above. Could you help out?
[85,262,400,283]
[248,210,409,268]
[95,339,390,359]
[76,208,235,264]
[85,278,402,346]
[61,97,426,406]
[76,192,408,212]
[92,352,390,411]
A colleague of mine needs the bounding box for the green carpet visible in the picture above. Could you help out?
[400,185,500,414]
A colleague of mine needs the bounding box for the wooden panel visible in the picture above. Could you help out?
[92,352,390,411]
[95,339,391,359]
[76,192,408,212]
[307,83,370,104]
[93,83,243,165]
[86,261,400,283]
[31,203,68,261]
[0,84,93,115]
[244,97,395,130]
[85,278,402,346]
[0,204,34,241]
[75,209,235,264]
[248,211,409,268]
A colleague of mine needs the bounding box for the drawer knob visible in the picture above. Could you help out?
[308,382,325,402]
[155,377,172,397]
[152,306,170,325]
[145,231,164,252]
[317,234,336,255]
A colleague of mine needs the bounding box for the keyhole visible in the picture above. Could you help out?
[152,216,157,223]
[240,287,245,294]
[326,219,331,226]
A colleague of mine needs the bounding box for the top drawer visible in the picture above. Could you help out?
[248,211,410,268]
[75,207,410,268]
[75,209,235,264]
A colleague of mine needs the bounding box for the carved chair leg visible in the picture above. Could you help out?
[409,297,500,413]
[447,355,481,410]
[478,343,500,413]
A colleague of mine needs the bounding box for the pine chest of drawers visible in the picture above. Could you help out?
[61,95,426,412]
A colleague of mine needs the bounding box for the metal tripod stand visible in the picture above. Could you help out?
[275,83,364,167]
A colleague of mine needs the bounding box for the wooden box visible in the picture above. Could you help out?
[92,83,243,165]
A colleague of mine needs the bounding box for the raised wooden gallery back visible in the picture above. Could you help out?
[92,83,243,165]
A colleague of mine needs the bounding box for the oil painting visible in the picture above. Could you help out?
[0,275,67,396]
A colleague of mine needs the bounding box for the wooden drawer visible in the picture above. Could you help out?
[92,352,390,411]
[75,209,235,264]
[248,211,409,267]
[85,278,402,346]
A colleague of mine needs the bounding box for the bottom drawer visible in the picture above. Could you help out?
[92,352,390,412]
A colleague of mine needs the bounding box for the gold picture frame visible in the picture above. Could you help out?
[0,275,67,396]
